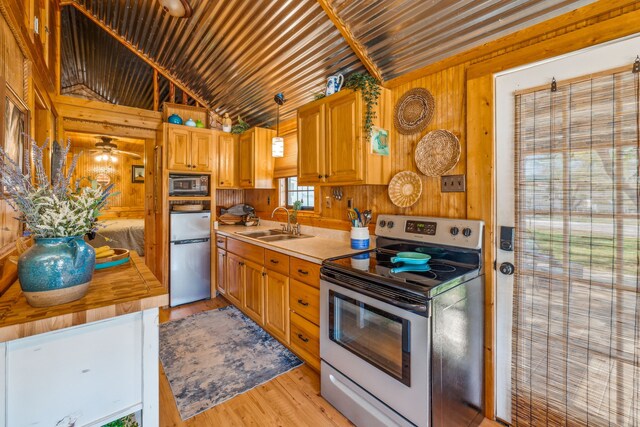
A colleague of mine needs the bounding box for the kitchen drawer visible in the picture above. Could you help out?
[227,238,264,264]
[265,249,289,275]
[289,257,320,288]
[290,312,320,370]
[215,234,227,249]
[290,279,319,325]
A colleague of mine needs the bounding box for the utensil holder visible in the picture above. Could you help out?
[350,227,370,249]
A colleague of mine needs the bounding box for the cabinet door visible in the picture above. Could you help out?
[243,259,264,324]
[190,131,213,172]
[226,252,244,307]
[167,127,191,171]
[326,91,363,183]
[264,269,290,344]
[238,131,255,188]
[217,133,237,188]
[297,103,326,185]
[216,248,226,295]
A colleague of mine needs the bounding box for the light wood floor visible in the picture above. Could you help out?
[159,298,501,427]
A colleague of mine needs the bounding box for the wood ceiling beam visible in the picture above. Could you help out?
[316,0,384,85]
[68,2,211,109]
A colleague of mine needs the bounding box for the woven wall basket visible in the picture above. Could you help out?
[414,129,461,176]
[394,88,435,135]
[388,171,423,208]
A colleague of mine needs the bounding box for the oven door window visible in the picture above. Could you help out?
[329,290,411,386]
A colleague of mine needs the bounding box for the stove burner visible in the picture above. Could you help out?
[427,263,456,273]
[389,269,438,279]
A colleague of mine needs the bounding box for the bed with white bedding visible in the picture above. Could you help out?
[87,218,145,256]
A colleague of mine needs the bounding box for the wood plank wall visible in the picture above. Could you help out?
[70,145,145,218]
[242,65,467,229]
[0,12,26,252]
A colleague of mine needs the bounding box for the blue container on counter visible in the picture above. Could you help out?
[350,227,370,249]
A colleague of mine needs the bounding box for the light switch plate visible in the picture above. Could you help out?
[441,174,466,192]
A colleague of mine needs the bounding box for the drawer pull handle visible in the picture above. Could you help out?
[262,272,267,277]
[239,261,245,266]
[297,269,309,275]
[297,333,309,343]
[270,259,279,264]
[217,239,224,243]
[297,299,309,307]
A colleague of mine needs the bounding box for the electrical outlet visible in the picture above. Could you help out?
[347,198,353,209]
[325,196,331,209]
[441,174,466,192]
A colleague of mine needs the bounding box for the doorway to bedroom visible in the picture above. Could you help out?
[65,131,146,259]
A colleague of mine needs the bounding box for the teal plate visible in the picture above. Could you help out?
[390,251,431,265]
[95,256,130,270]
[390,264,432,274]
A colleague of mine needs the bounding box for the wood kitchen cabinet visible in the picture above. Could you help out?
[166,124,214,172]
[238,127,276,189]
[222,237,322,369]
[297,89,392,186]
[264,269,290,344]
[243,260,265,324]
[217,133,238,188]
[226,252,244,307]
[297,103,325,184]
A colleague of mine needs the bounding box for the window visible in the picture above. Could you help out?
[279,177,314,210]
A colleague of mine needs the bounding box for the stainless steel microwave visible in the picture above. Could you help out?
[169,174,209,196]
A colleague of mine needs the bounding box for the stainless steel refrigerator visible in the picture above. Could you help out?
[169,211,211,307]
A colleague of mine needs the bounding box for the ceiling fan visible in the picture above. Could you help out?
[90,136,141,162]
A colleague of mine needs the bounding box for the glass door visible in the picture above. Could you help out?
[328,290,411,386]
[495,36,640,425]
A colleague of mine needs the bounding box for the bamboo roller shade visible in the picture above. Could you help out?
[512,66,640,425]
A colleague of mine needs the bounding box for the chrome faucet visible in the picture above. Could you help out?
[271,206,291,233]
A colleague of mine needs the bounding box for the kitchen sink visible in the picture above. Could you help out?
[257,234,312,242]
[235,229,312,241]
[235,229,286,238]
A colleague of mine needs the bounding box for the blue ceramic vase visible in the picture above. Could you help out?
[168,113,183,125]
[18,236,96,307]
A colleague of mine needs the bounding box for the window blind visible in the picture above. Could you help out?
[512,66,640,425]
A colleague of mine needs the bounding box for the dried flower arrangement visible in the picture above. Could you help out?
[0,139,115,238]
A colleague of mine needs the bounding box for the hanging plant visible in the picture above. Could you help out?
[344,72,381,141]
[230,116,250,134]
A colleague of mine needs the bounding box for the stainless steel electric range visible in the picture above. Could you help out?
[320,215,485,427]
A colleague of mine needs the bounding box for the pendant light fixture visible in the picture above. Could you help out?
[272,93,286,158]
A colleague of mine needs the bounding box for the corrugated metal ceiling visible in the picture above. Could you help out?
[66,0,363,125]
[332,0,599,81]
[61,0,598,123]
[61,7,170,110]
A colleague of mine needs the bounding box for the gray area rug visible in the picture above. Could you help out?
[159,305,302,420]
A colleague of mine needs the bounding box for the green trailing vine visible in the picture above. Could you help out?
[230,116,250,134]
[343,72,381,141]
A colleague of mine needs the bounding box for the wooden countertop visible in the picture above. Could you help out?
[216,225,374,264]
[0,252,168,343]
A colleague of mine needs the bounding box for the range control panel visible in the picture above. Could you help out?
[375,215,484,250]
[405,220,437,235]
